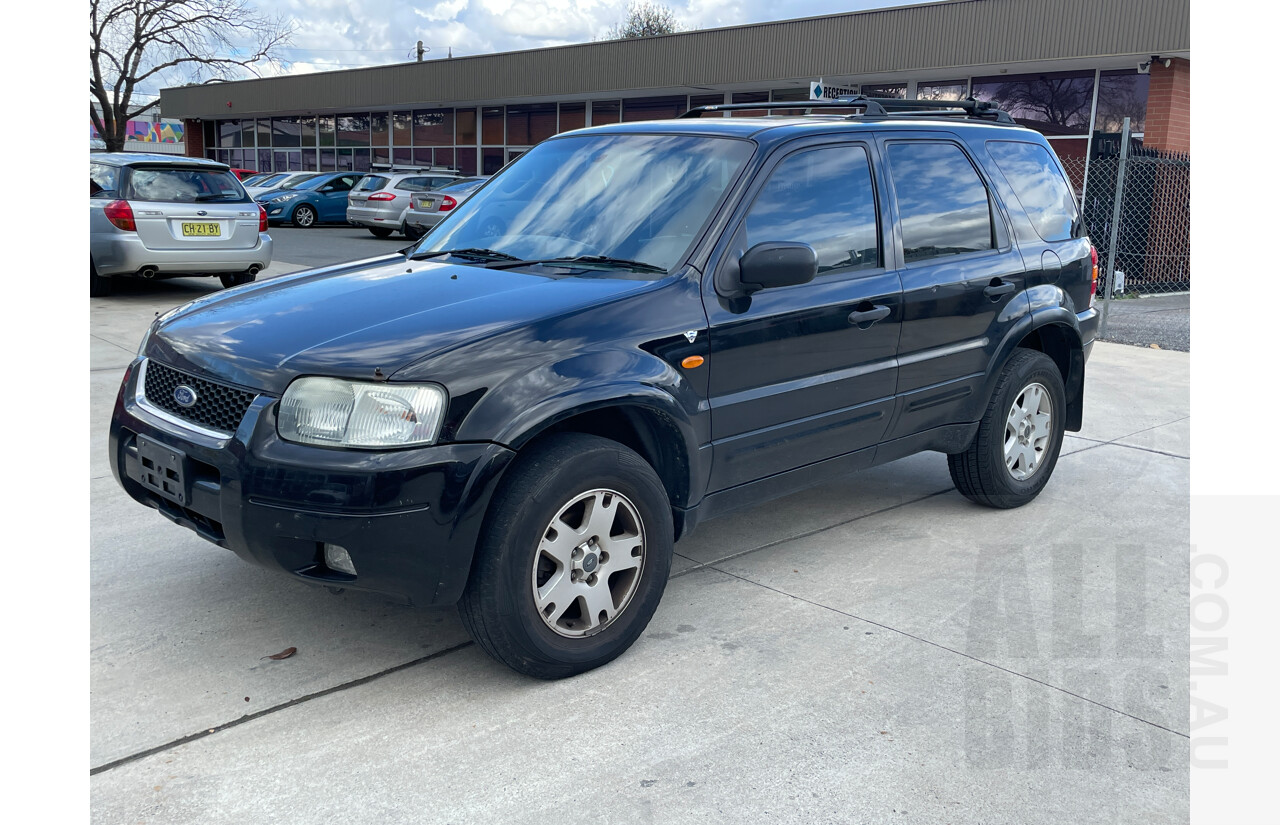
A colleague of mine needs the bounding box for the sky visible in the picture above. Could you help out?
[133,0,917,100]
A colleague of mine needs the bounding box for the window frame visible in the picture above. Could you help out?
[881,137,1013,269]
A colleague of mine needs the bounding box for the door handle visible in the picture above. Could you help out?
[848,304,891,327]
[983,280,1016,300]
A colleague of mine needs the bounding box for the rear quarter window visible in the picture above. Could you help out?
[355,175,389,192]
[986,140,1080,242]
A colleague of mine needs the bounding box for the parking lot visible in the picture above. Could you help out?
[91,227,1190,824]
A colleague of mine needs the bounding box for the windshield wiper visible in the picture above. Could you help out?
[487,255,666,273]
[409,247,523,263]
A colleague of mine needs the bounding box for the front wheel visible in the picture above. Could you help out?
[948,349,1066,509]
[458,433,673,679]
[292,204,317,228]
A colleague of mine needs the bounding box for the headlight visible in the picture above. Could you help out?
[278,377,446,448]
[276,193,300,202]
[137,319,159,356]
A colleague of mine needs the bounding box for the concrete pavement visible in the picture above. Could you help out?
[90,239,1189,823]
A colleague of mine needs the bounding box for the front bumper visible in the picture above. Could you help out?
[109,358,515,607]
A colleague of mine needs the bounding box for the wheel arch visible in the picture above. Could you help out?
[987,306,1085,432]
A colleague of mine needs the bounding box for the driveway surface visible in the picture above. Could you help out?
[91,228,1190,823]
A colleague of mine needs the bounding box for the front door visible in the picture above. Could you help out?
[705,141,903,492]
[318,174,361,221]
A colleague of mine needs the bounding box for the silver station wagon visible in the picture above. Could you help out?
[346,168,461,239]
[90,154,272,296]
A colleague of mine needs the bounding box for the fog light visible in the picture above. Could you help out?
[324,543,357,576]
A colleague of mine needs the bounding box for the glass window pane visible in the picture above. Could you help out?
[203,122,216,149]
[353,148,371,173]
[393,111,412,146]
[771,88,809,101]
[318,116,335,147]
[482,107,504,145]
[371,112,389,146]
[299,116,316,147]
[434,147,454,170]
[689,94,723,112]
[861,83,907,99]
[455,147,477,176]
[255,119,272,147]
[258,148,272,172]
[1095,70,1149,134]
[917,81,967,101]
[971,71,1095,135]
[373,145,390,167]
[482,147,505,174]
[272,117,300,147]
[302,148,317,171]
[745,146,880,275]
[622,96,686,122]
[394,147,412,166]
[288,151,302,172]
[591,100,620,125]
[558,102,586,132]
[337,113,369,147]
[273,150,288,170]
[414,148,434,167]
[456,109,477,144]
[413,109,454,146]
[241,119,255,147]
[888,142,993,263]
[731,91,769,117]
[987,140,1079,241]
[230,149,243,167]
[336,148,353,171]
[320,148,336,171]
[219,119,241,148]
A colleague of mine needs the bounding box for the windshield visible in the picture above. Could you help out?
[124,166,248,203]
[293,175,331,191]
[252,173,289,188]
[414,134,754,272]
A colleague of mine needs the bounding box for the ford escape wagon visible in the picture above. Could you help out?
[110,97,1100,679]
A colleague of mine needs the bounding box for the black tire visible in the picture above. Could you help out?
[219,271,257,289]
[458,433,674,679]
[292,204,317,228]
[368,227,394,238]
[90,259,113,297]
[949,349,1066,509]
[402,222,424,241]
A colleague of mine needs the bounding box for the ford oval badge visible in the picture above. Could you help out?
[174,385,198,408]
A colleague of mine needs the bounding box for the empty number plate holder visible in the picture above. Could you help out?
[137,435,188,506]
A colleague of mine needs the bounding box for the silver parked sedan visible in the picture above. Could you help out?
[346,169,461,239]
[90,153,272,297]
[402,176,490,239]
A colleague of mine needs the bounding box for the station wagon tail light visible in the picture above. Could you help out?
[367,192,397,201]
[105,199,135,231]
[1089,245,1099,306]
[258,204,268,232]
[278,377,447,448]
[439,196,458,212]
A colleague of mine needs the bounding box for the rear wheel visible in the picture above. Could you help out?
[368,227,394,238]
[292,205,317,228]
[948,349,1066,509]
[458,433,673,679]
[402,222,424,241]
[90,259,113,297]
[219,271,257,289]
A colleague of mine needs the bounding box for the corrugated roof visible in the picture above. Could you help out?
[161,0,1190,118]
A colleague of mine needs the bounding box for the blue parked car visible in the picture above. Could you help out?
[258,172,363,228]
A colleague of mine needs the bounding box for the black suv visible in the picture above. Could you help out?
[110,98,1099,679]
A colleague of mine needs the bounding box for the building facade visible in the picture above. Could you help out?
[160,0,1189,180]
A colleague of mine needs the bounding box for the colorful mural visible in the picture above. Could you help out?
[89,119,185,143]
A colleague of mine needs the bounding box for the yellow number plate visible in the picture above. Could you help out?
[181,222,221,237]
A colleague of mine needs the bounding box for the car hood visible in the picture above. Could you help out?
[148,255,667,394]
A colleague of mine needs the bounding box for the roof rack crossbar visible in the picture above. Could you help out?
[679,95,1015,125]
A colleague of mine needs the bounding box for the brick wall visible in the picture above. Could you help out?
[184,119,204,159]
[1143,58,1190,153]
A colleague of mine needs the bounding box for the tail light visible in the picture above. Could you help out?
[1089,245,1099,306]
[104,200,135,231]
[439,196,458,212]
[367,192,396,201]
[258,204,268,232]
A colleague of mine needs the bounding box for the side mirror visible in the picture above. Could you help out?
[738,242,818,293]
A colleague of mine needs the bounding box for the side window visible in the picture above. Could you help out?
[986,140,1079,242]
[90,163,118,197]
[396,177,425,191]
[743,144,880,275]
[329,175,357,192]
[887,142,994,264]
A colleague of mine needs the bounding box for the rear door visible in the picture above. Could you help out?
[705,139,903,491]
[126,165,260,251]
[877,135,1028,440]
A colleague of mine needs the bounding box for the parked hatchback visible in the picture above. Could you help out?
[111,98,1099,678]
[346,169,461,238]
[403,176,489,239]
[90,153,272,296]
[246,172,318,201]
[259,172,363,227]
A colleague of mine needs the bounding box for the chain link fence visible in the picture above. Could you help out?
[1058,138,1190,351]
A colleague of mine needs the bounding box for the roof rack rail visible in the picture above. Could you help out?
[369,164,461,173]
[680,95,1016,125]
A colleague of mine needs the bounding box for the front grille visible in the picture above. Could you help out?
[143,361,256,434]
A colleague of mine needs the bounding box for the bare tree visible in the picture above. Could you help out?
[90,0,293,152]
[603,2,683,39]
